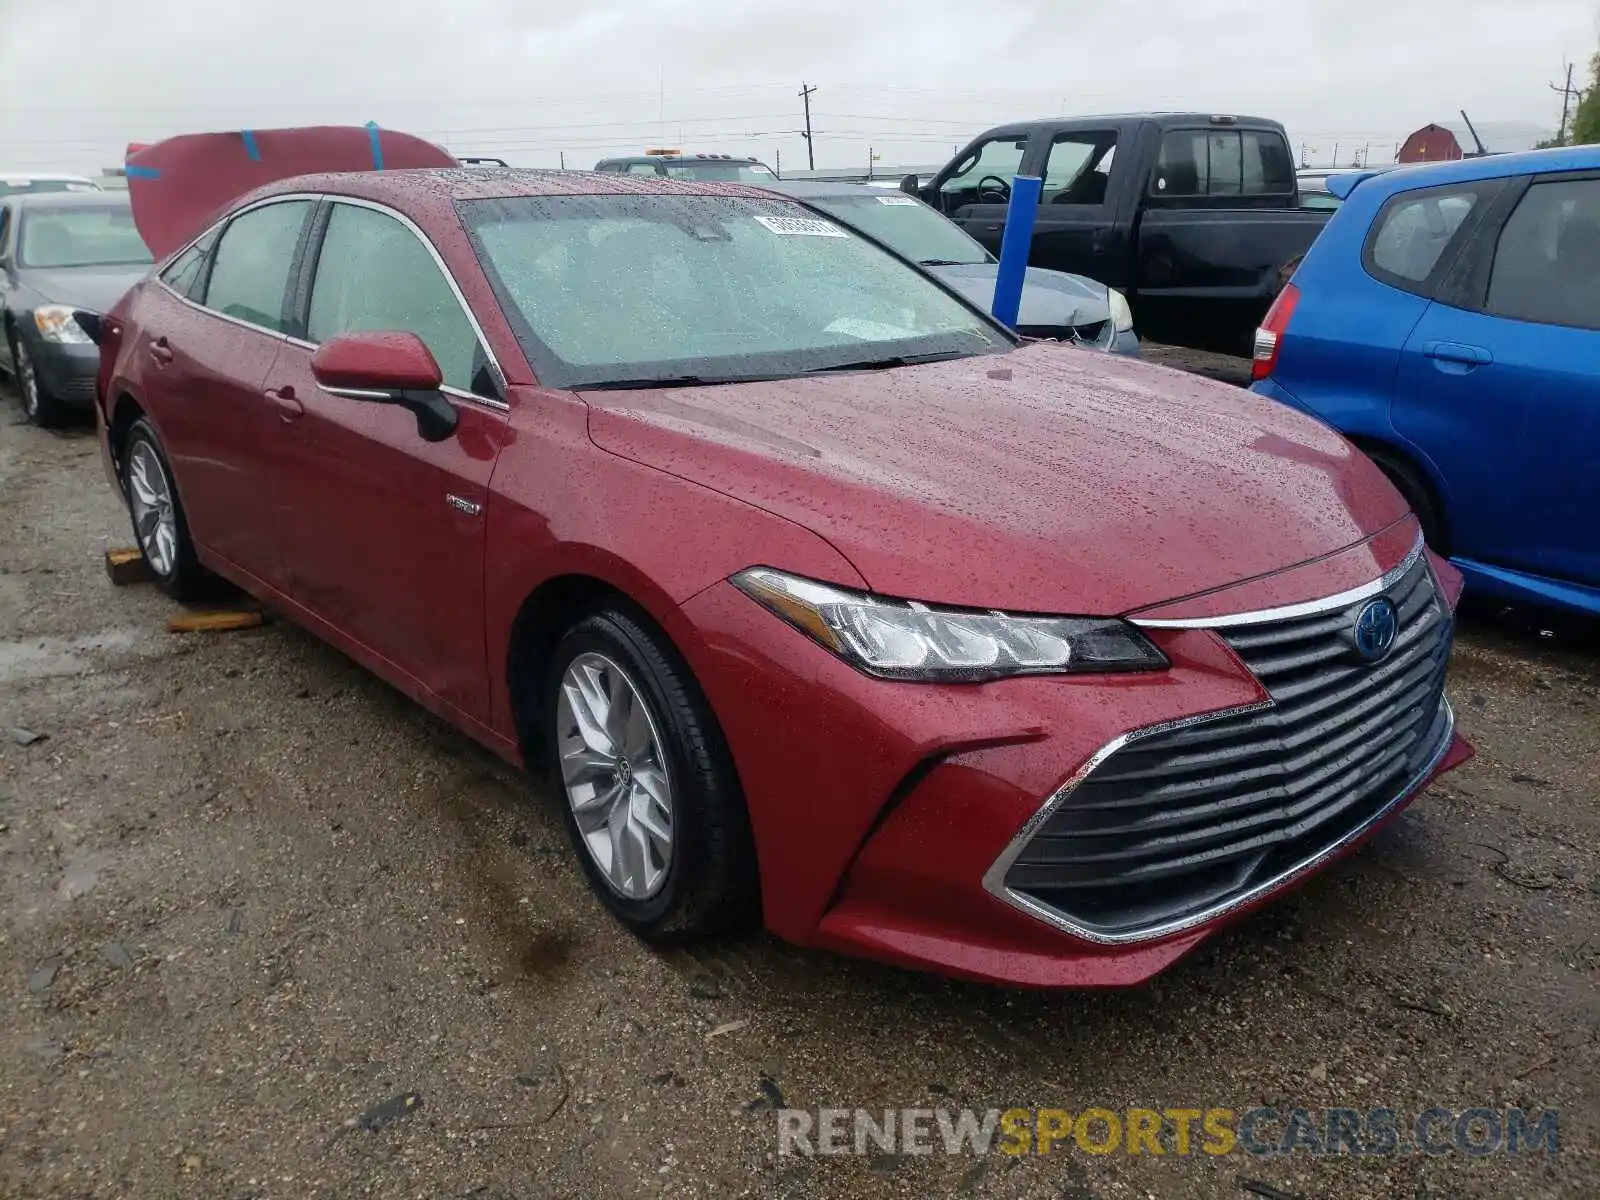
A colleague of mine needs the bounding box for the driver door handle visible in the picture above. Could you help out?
[264,385,304,420]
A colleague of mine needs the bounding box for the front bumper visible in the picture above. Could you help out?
[665,532,1472,988]
[27,337,99,409]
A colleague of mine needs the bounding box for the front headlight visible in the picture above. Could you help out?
[732,568,1167,682]
[33,305,93,345]
[1107,288,1134,334]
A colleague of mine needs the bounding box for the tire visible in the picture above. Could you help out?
[1365,445,1448,555]
[10,335,66,428]
[120,418,208,600]
[543,605,758,940]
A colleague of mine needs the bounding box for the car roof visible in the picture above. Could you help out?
[4,190,130,209]
[0,171,96,182]
[250,167,780,214]
[980,113,1284,135]
[1342,144,1600,197]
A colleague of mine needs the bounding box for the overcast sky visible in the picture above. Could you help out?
[1,0,1595,175]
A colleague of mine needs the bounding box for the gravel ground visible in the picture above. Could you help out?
[0,366,1595,1199]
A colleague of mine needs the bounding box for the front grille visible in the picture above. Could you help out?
[998,550,1454,940]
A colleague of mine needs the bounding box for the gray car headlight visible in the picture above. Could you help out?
[33,305,94,345]
[732,568,1167,682]
[1108,288,1134,334]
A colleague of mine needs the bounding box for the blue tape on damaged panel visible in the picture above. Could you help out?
[366,121,384,171]
[123,165,161,179]
[241,129,262,162]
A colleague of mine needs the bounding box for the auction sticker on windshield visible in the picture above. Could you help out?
[754,215,848,237]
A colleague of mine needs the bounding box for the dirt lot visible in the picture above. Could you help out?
[1,362,1595,1199]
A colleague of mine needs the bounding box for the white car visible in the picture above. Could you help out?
[0,173,103,198]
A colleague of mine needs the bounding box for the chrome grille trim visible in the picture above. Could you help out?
[983,547,1455,946]
[1130,531,1426,629]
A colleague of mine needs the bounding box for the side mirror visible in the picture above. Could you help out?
[899,172,920,196]
[311,331,458,443]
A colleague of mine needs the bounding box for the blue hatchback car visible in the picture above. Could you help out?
[1251,146,1600,617]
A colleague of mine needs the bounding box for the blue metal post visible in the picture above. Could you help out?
[990,174,1042,329]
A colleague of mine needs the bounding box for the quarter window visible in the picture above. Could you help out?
[308,203,495,397]
[159,229,218,299]
[1367,187,1480,287]
[1485,178,1600,331]
[203,201,313,333]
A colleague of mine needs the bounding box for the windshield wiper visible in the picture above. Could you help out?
[918,258,978,267]
[807,350,974,373]
[578,373,788,390]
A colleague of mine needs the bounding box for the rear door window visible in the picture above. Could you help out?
[1485,177,1600,331]
[307,201,497,397]
[1365,185,1481,291]
[202,200,313,333]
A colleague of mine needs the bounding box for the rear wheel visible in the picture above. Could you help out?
[121,418,208,600]
[1364,444,1448,554]
[543,604,757,939]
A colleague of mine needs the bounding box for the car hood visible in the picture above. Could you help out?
[18,265,149,313]
[929,263,1109,330]
[582,343,1409,616]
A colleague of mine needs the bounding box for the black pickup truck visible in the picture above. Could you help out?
[905,113,1331,355]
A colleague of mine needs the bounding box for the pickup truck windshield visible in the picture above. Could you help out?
[806,194,990,266]
[18,204,153,268]
[459,194,1009,388]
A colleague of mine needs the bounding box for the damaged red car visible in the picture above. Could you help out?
[92,127,1471,987]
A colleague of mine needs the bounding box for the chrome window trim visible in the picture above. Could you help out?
[152,192,512,414]
[981,695,1456,945]
[1130,532,1427,630]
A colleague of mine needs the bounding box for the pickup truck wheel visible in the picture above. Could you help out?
[121,419,208,600]
[545,605,757,940]
[1364,445,1449,555]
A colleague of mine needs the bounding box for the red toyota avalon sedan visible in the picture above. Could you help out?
[92,128,1471,987]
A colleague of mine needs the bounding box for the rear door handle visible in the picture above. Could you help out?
[264,385,304,420]
[1422,340,1492,367]
[149,337,174,366]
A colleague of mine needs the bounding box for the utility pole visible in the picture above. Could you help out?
[1551,62,1580,146]
[799,81,817,170]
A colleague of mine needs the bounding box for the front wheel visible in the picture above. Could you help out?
[121,418,208,600]
[544,605,758,939]
[11,336,66,428]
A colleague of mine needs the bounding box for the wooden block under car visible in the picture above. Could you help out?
[166,609,266,634]
[105,548,150,586]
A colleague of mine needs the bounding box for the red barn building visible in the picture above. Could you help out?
[1398,124,1465,164]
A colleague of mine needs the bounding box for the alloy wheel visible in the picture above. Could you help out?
[555,651,674,900]
[126,440,178,577]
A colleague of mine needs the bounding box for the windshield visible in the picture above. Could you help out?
[662,162,775,183]
[19,204,153,268]
[0,178,100,198]
[807,193,990,266]
[459,194,1009,388]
